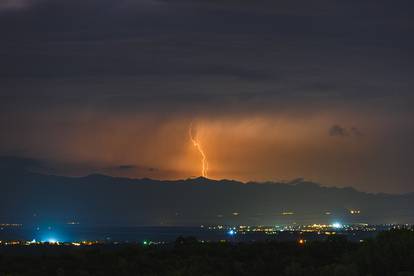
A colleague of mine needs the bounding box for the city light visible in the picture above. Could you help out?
[48,238,57,243]
[227,229,236,236]
[0,223,412,248]
[332,222,343,229]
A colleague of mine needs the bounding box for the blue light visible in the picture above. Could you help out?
[36,225,68,243]
[227,229,236,236]
[332,222,343,229]
[40,237,59,243]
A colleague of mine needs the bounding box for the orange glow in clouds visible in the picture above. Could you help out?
[189,124,209,178]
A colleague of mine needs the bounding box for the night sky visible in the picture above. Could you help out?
[1,0,413,193]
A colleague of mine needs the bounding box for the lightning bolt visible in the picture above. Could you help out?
[189,124,208,178]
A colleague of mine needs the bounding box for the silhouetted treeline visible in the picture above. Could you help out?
[0,230,414,275]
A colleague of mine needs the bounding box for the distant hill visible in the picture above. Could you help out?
[1,157,413,226]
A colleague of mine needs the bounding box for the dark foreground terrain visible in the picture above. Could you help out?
[1,230,414,276]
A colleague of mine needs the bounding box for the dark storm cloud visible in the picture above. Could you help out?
[329,125,349,137]
[1,0,414,192]
[329,125,363,138]
[118,165,137,170]
[1,0,413,116]
[350,127,363,137]
[1,0,413,115]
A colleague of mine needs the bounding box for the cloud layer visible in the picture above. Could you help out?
[1,0,414,192]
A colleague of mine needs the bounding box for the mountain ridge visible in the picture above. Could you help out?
[1,166,413,226]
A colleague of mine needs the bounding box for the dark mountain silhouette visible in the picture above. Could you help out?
[1,157,413,226]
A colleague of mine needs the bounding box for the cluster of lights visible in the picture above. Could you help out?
[206,222,352,236]
[2,222,411,248]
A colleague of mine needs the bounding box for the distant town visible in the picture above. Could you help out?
[1,223,412,247]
